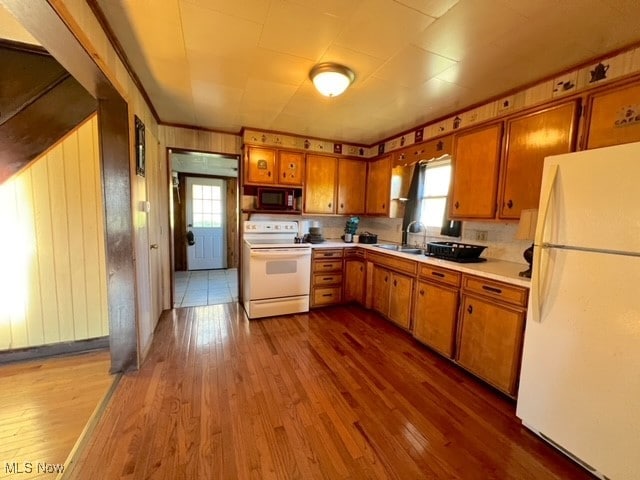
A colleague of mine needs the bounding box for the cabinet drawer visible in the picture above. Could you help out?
[419,264,461,287]
[314,273,343,286]
[313,260,342,273]
[366,251,417,275]
[313,286,342,306]
[462,275,528,307]
[313,249,343,259]
[344,247,365,259]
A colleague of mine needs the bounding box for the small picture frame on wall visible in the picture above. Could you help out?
[135,115,145,177]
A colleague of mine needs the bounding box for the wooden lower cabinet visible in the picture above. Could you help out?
[343,255,365,304]
[371,264,413,329]
[413,280,459,359]
[456,291,526,397]
[311,249,343,307]
[371,264,390,315]
[388,272,413,329]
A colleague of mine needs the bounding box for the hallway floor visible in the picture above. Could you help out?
[174,268,238,308]
[0,350,114,478]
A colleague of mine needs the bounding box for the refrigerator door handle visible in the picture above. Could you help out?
[531,164,558,322]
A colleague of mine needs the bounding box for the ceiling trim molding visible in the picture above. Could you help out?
[240,126,370,148]
[86,0,160,123]
[160,121,242,136]
[0,38,49,55]
[376,39,640,147]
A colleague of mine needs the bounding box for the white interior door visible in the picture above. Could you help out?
[186,177,225,270]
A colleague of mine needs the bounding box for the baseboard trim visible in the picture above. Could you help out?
[0,337,110,364]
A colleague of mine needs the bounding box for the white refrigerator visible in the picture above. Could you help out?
[516,142,640,480]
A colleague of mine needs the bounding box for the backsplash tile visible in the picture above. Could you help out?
[242,212,529,265]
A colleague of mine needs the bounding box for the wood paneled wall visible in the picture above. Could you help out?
[0,115,108,351]
[160,125,242,156]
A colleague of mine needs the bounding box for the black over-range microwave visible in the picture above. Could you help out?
[256,187,295,210]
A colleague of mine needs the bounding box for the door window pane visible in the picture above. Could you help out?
[192,184,223,227]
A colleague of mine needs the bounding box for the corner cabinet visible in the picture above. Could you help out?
[244,146,304,186]
[337,159,366,214]
[304,155,366,215]
[450,123,503,219]
[455,275,528,397]
[343,248,366,304]
[367,251,417,330]
[498,101,579,219]
[365,155,392,215]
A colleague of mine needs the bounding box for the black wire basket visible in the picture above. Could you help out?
[426,241,486,260]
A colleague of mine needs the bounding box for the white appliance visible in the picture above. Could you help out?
[242,221,311,319]
[516,142,640,480]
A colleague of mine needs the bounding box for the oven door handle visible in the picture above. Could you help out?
[250,249,311,259]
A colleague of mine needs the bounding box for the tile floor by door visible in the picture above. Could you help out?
[174,268,238,308]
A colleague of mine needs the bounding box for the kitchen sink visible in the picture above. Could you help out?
[374,244,425,255]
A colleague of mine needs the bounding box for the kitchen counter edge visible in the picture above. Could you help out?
[310,241,530,288]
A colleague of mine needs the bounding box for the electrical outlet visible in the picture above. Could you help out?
[476,230,488,241]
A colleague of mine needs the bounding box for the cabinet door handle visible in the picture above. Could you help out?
[323,264,332,268]
[323,277,332,281]
[328,202,332,208]
[467,305,473,314]
[454,201,460,209]
[359,266,363,272]
[382,203,386,209]
[482,285,502,294]
[384,276,388,282]
[419,289,425,296]
[340,203,344,209]
[393,279,397,287]
[283,173,286,178]
[506,199,513,209]
[431,271,445,278]
[267,171,271,177]
[322,293,333,297]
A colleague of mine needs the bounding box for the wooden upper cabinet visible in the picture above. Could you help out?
[244,146,304,186]
[277,150,304,185]
[499,101,579,219]
[337,158,366,214]
[365,155,392,215]
[245,146,276,184]
[586,82,640,149]
[304,154,337,214]
[450,123,503,219]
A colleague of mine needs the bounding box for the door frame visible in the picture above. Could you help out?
[166,148,240,307]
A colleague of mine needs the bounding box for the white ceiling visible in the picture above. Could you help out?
[9,1,640,145]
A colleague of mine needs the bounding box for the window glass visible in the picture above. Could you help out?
[192,184,223,228]
[419,157,452,228]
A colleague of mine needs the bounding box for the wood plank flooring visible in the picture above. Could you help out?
[70,304,593,479]
[0,350,113,479]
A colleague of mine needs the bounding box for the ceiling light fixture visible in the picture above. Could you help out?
[309,62,355,97]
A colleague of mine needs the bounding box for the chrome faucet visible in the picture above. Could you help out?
[405,221,427,248]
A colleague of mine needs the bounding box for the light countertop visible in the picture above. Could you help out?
[310,240,530,288]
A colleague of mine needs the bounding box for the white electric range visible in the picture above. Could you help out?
[242,221,311,319]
